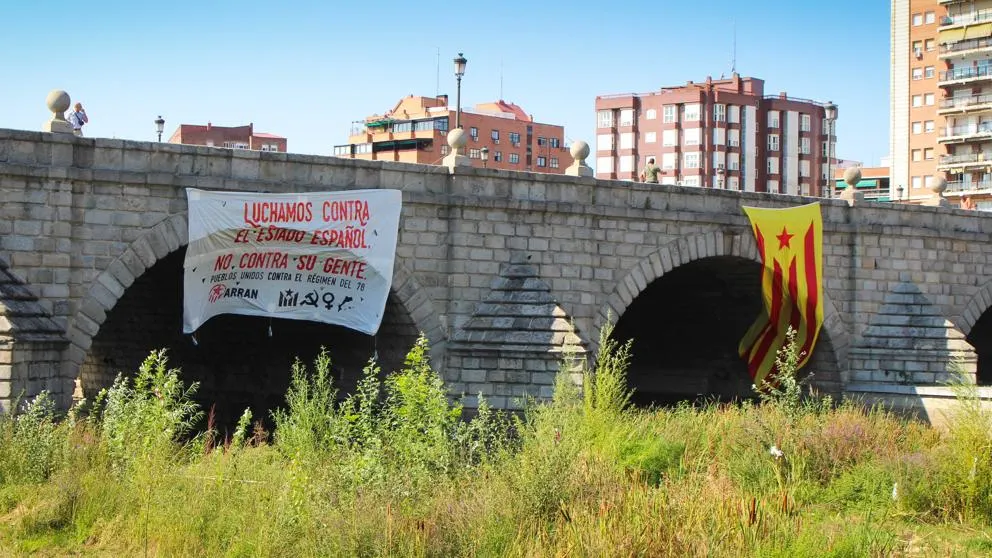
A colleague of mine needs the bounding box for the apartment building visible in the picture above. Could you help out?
[892,0,992,207]
[167,123,286,152]
[833,166,892,201]
[594,74,835,196]
[334,95,572,173]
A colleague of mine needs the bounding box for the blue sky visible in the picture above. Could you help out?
[1,0,889,165]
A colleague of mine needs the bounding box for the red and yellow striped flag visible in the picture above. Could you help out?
[738,202,824,386]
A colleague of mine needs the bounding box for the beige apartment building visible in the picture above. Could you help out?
[892,0,992,208]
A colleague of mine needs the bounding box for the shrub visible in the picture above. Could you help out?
[0,392,68,484]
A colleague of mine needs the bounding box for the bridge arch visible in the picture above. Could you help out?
[594,230,849,404]
[954,278,992,385]
[66,214,446,422]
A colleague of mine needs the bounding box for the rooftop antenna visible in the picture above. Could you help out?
[500,58,504,100]
[731,21,737,74]
[435,47,440,97]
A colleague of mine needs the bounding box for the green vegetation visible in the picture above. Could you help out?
[1,325,991,556]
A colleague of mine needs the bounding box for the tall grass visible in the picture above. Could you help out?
[0,329,990,556]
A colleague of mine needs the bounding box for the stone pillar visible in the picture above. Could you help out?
[564,141,593,177]
[838,166,865,206]
[42,90,73,135]
[442,127,471,171]
[921,175,951,208]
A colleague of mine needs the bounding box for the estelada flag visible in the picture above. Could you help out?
[738,202,824,385]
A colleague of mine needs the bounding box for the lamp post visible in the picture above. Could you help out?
[481,146,489,168]
[453,52,467,129]
[897,184,904,202]
[154,115,165,142]
[716,167,725,189]
[824,102,837,198]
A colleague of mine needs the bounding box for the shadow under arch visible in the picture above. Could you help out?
[955,278,992,385]
[596,231,848,405]
[68,214,445,426]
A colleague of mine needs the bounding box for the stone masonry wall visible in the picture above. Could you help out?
[2,128,992,419]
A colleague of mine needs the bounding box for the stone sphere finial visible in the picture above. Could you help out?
[570,140,590,162]
[932,175,947,195]
[447,127,467,149]
[843,166,862,188]
[46,90,70,116]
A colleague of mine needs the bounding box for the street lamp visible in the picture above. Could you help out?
[897,184,904,201]
[716,167,725,189]
[823,102,837,198]
[481,146,489,168]
[154,115,165,142]
[453,52,467,129]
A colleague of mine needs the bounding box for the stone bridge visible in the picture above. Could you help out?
[2,127,992,425]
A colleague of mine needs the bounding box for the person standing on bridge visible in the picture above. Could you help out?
[640,157,661,184]
[67,102,88,136]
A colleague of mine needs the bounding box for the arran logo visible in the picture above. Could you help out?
[209,284,260,304]
[208,284,226,303]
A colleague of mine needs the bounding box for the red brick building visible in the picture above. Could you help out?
[595,74,835,196]
[334,95,572,173]
[168,123,287,152]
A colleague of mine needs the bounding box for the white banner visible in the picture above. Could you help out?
[182,188,402,335]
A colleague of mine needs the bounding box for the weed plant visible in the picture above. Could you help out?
[1,329,991,556]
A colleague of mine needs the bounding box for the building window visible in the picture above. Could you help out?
[469,127,478,140]
[662,129,677,147]
[619,155,634,172]
[662,105,676,123]
[767,179,780,193]
[509,153,520,164]
[800,160,810,177]
[684,152,700,168]
[596,156,612,173]
[684,128,701,146]
[728,105,740,124]
[333,145,351,156]
[767,111,780,128]
[683,176,700,187]
[645,131,657,143]
[800,137,810,154]
[821,141,829,156]
[550,157,559,168]
[441,145,450,156]
[713,151,724,169]
[729,177,740,190]
[912,40,922,53]
[661,152,676,170]
[469,148,481,159]
[925,39,935,51]
[767,157,779,173]
[551,137,561,148]
[911,176,921,189]
[509,132,521,146]
[925,11,934,24]
[729,129,740,147]
[619,109,634,126]
[597,110,614,128]
[619,132,634,149]
[355,143,372,154]
[924,93,935,106]
[924,148,934,160]
[913,95,923,107]
[537,156,547,167]
[767,134,780,151]
[728,152,740,170]
[494,151,502,162]
[925,66,934,79]
[646,108,657,120]
[223,141,249,149]
[596,134,613,151]
[925,175,934,188]
[713,128,726,145]
[205,140,214,147]
[912,68,923,80]
[714,104,726,122]
[683,103,700,121]
[491,129,499,142]
[434,117,449,132]
[800,114,811,132]
[912,13,922,26]
[925,120,934,133]
[912,149,922,162]
[912,121,922,134]
[537,136,547,146]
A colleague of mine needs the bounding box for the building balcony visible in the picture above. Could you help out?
[939,65,992,86]
[940,10,992,29]
[938,93,992,114]
[938,122,992,143]
[938,152,992,169]
[946,179,992,193]
[940,37,992,59]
